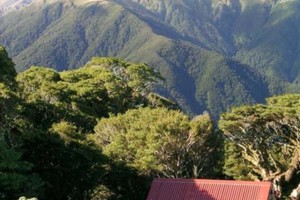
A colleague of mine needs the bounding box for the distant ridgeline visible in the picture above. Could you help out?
[1,46,300,199]
[1,0,300,118]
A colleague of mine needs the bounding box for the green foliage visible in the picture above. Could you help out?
[84,57,163,96]
[15,58,163,134]
[17,66,63,103]
[93,107,221,178]
[234,1,300,83]
[20,130,105,199]
[0,139,44,199]
[126,63,163,96]
[19,126,151,200]
[3,39,300,199]
[220,94,300,196]
[147,93,179,110]
[84,57,129,68]
[62,57,159,114]
[0,46,16,87]
[223,141,253,180]
[0,55,176,199]
[0,46,16,76]
[2,0,300,119]
[157,43,292,118]
[50,121,85,143]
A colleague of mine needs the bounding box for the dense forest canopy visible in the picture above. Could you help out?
[2,0,300,119]
[0,46,300,199]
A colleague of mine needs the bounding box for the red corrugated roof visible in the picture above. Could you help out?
[147,178,272,200]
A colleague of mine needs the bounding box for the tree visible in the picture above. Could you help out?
[0,46,16,87]
[82,57,163,113]
[0,53,44,199]
[0,139,44,199]
[20,127,106,200]
[20,123,149,200]
[126,63,163,96]
[0,50,166,199]
[219,94,300,198]
[93,107,220,178]
[15,58,166,199]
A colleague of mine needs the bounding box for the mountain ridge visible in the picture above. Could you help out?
[1,0,300,117]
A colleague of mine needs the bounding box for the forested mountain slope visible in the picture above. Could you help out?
[1,0,300,117]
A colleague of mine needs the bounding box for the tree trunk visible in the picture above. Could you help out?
[289,184,300,200]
